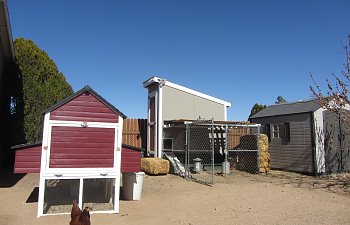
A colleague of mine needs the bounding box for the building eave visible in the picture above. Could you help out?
[143,76,231,107]
[0,0,15,62]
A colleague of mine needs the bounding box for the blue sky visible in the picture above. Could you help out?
[7,0,350,121]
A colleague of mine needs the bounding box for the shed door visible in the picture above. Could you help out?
[323,111,350,173]
[48,126,115,168]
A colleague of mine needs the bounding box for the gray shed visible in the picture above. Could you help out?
[249,99,350,174]
[143,77,231,158]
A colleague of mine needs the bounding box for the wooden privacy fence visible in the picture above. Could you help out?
[123,119,147,149]
[227,126,250,149]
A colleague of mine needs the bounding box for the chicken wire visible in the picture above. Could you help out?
[163,120,261,185]
[42,178,116,215]
[43,179,80,214]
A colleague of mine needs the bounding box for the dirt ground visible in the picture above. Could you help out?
[0,169,350,225]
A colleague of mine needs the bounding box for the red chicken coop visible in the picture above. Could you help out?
[35,86,127,217]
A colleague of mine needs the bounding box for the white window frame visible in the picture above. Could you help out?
[43,120,120,175]
[272,124,282,139]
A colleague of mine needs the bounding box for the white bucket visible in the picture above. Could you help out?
[121,172,145,200]
[222,161,230,174]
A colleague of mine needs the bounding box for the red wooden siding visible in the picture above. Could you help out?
[121,145,142,172]
[14,143,142,173]
[14,145,41,173]
[50,92,119,123]
[49,126,115,168]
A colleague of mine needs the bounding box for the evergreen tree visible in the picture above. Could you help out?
[275,96,287,104]
[249,103,266,117]
[14,38,74,143]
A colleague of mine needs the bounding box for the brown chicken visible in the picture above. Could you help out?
[79,207,91,225]
[69,201,91,225]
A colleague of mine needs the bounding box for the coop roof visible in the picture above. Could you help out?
[43,85,127,118]
[11,142,42,150]
[143,76,231,107]
[249,99,321,119]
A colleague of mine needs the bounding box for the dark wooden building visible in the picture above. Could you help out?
[0,0,22,168]
[249,99,350,174]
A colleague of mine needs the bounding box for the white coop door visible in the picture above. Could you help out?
[38,117,123,217]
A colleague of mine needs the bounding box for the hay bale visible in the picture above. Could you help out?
[141,158,169,175]
[260,152,270,160]
[260,167,270,173]
[259,134,270,173]
[260,134,268,152]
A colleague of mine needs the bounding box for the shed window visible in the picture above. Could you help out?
[163,138,173,150]
[272,124,282,138]
[272,123,291,142]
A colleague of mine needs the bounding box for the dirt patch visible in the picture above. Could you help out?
[257,170,350,195]
[0,170,349,225]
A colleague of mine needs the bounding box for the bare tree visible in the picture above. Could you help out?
[310,35,350,125]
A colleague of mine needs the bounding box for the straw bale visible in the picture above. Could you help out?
[260,167,270,173]
[141,158,169,175]
[260,161,270,168]
[259,134,270,173]
[260,134,268,152]
[260,152,270,160]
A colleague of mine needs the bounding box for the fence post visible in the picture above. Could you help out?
[211,119,214,185]
[257,125,261,174]
[185,123,189,179]
[224,123,228,177]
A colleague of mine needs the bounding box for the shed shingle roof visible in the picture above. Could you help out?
[249,99,321,119]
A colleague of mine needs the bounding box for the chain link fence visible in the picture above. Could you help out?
[163,120,261,185]
[186,119,215,185]
[227,126,261,175]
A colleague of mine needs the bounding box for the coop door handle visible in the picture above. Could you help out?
[54,174,62,177]
[100,173,108,176]
[81,121,88,127]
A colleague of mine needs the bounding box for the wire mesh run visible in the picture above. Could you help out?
[43,179,79,214]
[186,120,215,185]
[42,178,116,215]
[163,120,261,185]
[227,127,261,174]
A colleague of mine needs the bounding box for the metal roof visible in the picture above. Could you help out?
[249,99,321,119]
[143,76,231,107]
[43,85,127,118]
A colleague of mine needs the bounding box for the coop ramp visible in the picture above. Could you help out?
[164,152,186,177]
